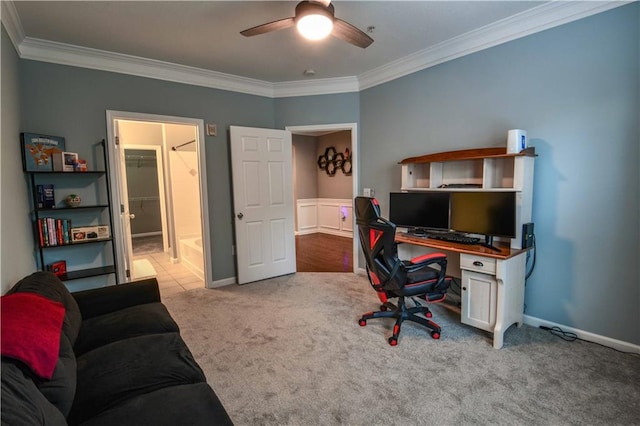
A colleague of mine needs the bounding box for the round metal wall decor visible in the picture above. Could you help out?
[340,158,352,175]
[317,146,352,176]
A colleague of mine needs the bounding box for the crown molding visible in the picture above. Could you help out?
[273,76,359,98]
[358,1,631,90]
[1,0,25,52]
[19,37,275,98]
[6,1,631,98]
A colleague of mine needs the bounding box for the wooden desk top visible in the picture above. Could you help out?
[395,232,528,260]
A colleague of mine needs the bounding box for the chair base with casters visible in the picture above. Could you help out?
[358,278,451,346]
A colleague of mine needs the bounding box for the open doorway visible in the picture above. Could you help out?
[123,144,168,271]
[287,123,358,273]
[106,111,212,293]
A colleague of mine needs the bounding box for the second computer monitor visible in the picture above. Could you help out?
[449,191,517,238]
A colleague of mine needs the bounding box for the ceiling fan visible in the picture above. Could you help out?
[240,0,374,49]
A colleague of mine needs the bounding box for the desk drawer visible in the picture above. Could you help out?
[460,254,496,275]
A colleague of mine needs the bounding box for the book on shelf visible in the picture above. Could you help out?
[36,184,55,209]
[37,218,71,247]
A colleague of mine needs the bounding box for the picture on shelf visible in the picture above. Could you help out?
[20,133,66,172]
[52,152,79,172]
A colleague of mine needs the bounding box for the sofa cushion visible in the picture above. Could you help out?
[78,383,233,426]
[8,271,82,344]
[1,360,67,426]
[37,333,77,417]
[74,302,179,356]
[0,292,65,379]
[69,332,207,424]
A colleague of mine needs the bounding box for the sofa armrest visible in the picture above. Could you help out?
[72,278,161,320]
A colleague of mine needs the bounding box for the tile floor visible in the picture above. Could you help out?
[132,251,204,298]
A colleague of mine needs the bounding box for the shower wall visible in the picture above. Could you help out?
[169,150,201,242]
[165,123,202,268]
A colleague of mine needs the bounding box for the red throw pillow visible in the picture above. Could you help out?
[1,292,65,379]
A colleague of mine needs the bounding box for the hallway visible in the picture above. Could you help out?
[295,233,353,272]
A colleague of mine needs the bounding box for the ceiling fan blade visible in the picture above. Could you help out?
[240,17,295,37]
[333,18,373,49]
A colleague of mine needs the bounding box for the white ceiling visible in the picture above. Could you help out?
[3,1,625,97]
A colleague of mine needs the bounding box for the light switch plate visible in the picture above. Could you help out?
[206,124,217,136]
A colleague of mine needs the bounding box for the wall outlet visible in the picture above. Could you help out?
[363,188,375,197]
[206,123,217,136]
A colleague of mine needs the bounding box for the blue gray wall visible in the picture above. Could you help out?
[17,61,275,281]
[275,93,360,128]
[1,25,35,292]
[360,4,639,345]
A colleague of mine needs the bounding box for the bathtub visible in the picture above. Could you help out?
[179,236,204,280]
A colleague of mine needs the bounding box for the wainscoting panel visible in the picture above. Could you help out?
[296,198,353,238]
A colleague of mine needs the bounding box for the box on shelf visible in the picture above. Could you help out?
[71,225,109,242]
[52,152,78,172]
[46,260,67,277]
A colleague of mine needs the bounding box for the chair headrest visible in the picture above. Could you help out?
[354,197,381,224]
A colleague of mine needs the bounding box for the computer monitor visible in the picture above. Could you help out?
[449,192,516,242]
[389,192,450,235]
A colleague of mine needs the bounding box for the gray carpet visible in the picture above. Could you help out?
[163,273,640,426]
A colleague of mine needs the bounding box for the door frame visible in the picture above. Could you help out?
[122,144,169,253]
[285,123,358,273]
[105,110,212,286]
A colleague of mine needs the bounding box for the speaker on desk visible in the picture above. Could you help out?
[522,222,534,249]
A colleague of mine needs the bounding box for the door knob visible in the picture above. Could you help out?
[128,213,136,220]
[237,212,244,220]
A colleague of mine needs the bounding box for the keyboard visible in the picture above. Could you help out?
[426,232,480,245]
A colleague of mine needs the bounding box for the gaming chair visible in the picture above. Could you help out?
[354,196,451,346]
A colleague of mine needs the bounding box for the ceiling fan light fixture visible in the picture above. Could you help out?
[297,13,333,40]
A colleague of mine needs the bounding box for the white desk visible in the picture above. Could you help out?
[396,232,528,349]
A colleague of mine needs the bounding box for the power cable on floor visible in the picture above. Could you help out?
[539,325,640,357]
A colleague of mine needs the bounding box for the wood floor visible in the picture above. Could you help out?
[296,233,353,272]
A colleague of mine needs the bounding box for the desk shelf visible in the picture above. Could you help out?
[400,147,535,192]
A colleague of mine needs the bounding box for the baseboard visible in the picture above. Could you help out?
[523,315,640,354]
[295,229,352,238]
[208,276,236,289]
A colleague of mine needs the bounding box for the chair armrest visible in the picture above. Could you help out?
[72,278,161,320]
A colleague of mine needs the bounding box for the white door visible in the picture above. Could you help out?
[115,122,135,281]
[230,126,296,284]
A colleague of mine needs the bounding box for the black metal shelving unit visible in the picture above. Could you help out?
[26,140,119,283]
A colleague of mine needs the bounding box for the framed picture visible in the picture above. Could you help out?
[21,132,66,172]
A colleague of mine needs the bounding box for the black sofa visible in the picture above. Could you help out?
[1,272,233,425]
